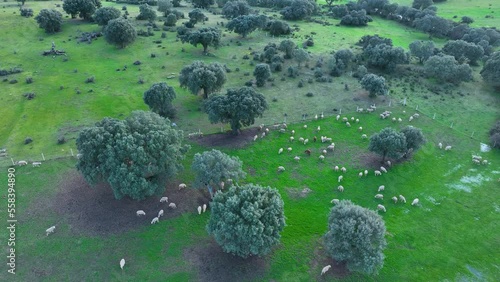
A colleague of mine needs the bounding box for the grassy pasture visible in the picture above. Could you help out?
[0,104,499,281]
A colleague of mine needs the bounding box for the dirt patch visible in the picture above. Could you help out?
[190,127,261,149]
[286,186,313,199]
[310,241,350,279]
[357,152,387,170]
[50,170,210,236]
[184,238,269,282]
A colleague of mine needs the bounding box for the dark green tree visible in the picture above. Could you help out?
[400,126,426,158]
[222,0,251,19]
[93,6,120,26]
[409,40,435,63]
[35,9,63,33]
[179,61,226,98]
[340,9,373,26]
[324,200,387,275]
[203,87,268,134]
[253,64,271,87]
[143,82,176,118]
[480,52,500,91]
[361,74,388,97]
[179,27,221,53]
[188,8,206,25]
[443,40,484,65]
[279,39,297,59]
[364,44,409,72]
[137,4,157,21]
[414,15,452,38]
[172,0,181,7]
[424,55,472,84]
[165,14,177,26]
[63,0,101,20]
[104,18,137,48]
[293,48,309,67]
[76,111,189,200]
[207,184,286,258]
[369,127,406,162]
[412,0,433,10]
[191,149,246,197]
[280,0,317,21]
[226,14,259,38]
[157,0,173,16]
[192,0,214,8]
[265,20,291,36]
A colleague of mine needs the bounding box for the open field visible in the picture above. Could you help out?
[0,0,499,281]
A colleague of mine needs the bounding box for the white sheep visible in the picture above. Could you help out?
[364,170,368,176]
[482,160,488,165]
[361,134,367,139]
[294,156,300,162]
[409,116,414,122]
[346,122,351,127]
[392,196,398,203]
[203,204,207,212]
[327,144,335,151]
[358,172,363,177]
[291,130,295,135]
[179,183,187,190]
[32,161,42,167]
[197,206,202,214]
[46,226,55,236]
[338,185,344,192]
[351,117,355,121]
[378,185,385,192]
[375,194,384,199]
[253,135,258,141]
[168,203,177,209]
[413,113,420,118]
[277,166,285,172]
[265,128,269,133]
[160,197,168,203]
[398,118,402,122]
[287,147,292,152]
[320,113,324,119]
[358,127,363,131]
[386,160,391,167]
[377,204,386,212]
[220,181,225,190]
[158,209,164,218]
[321,265,332,275]
[120,258,125,270]
[299,137,305,143]
[315,114,318,120]
[374,170,382,176]
[17,160,28,166]
[76,153,83,159]
[322,150,327,155]
[278,148,283,154]
[331,199,340,205]
[411,198,419,206]
[472,159,481,165]
[399,195,406,203]
[355,119,360,123]
[136,210,146,216]
[317,126,321,131]
[334,166,339,171]
[304,139,309,145]
[303,124,308,129]
[445,146,452,151]
[336,115,340,121]
[338,175,343,183]
[151,217,159,224]
[290,136,294,142]
[261,132,266,138]
[380,166,387,173]
[392,117,396,122]
[438,142,443,149]
[341,167,347,173]
[319,155,325,161]
[342,117,348,122]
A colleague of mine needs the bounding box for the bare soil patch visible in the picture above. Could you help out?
[190,127,261,149]
[310,241,350,279]
[50,170,209,236]
[184,238,269,282]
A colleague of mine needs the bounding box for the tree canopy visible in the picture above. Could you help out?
[293,48,310,67]
[93,6,121,26]
[443,40,484,65]
[265,20,291,36]
[203,87,268,134]
[324,200,386,275]
[279,39,297,59]
[226,15,260,38]
[253,63,271,87]
[104,18,137,48]
[409,40,435,63]
[364,43,409,72]
[179,27,221,53]
[369,127,406,162]
[179,61,226,99]
[480,51,500,90]
[340,9,372,26]
[137,4,157,21]
[414,15,452,38]
[35,9,63,33]
[207,184,286,258]
[222,0,251,19]
[157,0,173,16]
[424,54,472,84]
[63,0,101,20]
[76,111,189,200]
[192,0,215,8]
[143,82,176,118]
[191,149,246,197]
[361,74,388,97]
[280,0,317,21]
[400,126,426,157]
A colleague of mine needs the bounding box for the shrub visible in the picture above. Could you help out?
[23,92,36,100]
[20,7,33,17]
[136,4,157,21]
[85,76,95,83]
[104,18,137,48]
[57,136,66,144]
[93,6,121,26]
[35,9,63,33]
[25,77,33,84]
[24,137,33,144]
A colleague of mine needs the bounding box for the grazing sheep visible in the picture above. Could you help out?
[304,139,309,145]
[303,124,308,129]
[151,217,159,224]
[346,122,351,127]
[321,265,332,275]
[327,144,335,151]
[399,195,406,203]
[364,170,368,176]
[46,226,56,236]
[294,156,300,162]
[179,183,187,190]
[482,160,489,165]
[380,166,387,173]
[336,115,340,121]
[409,116,413,122]
[220,181,225,190]
[375,194,384,199]
[160,197,168,203]
[287,147,292,152]
[305,149,312,156]
[290,136,294,142]
[17,160,28,166]
[338,185,344,192]
[358,127,363,131]
[76,153,83,159]
[374,170,382,176]
[342,117,348,122]
[411,198,419,206]
[341,167,347,173]
[378,185,385,192]
[136,210,146,216]
[168,203,177,209]
[319,155,325,161]
[386,160,391,167]
[315,114,318,120]
[279,128,286,133]
[392,117,396,122]
[291,130,295,135]
[359,172,363,177]
[361,134,367,139]
[197,206,202,214]
[472,159,481,165]
[377,204,386,212]
[158,209,164,218]
[299,137,305,143]
[120,258,125,270]
[322,149,327,155]
[445,145,452,151]
[355,119,359,123]
[317,126,321,131]
[351,117,355,121]
[253,135,258,141]
[331,199,340,204]
[278,166,285,172]
[32,161,42,167]
[398,118,402,122]
[438,142,443,149]
[334,166,339,171]
[278,148,283,154]
[338,175,343,182]
[261,132,266,138]
[203,204,207,212]
[413,113,420,118]
[265,128,269,133]
[320,113,324,119]
[392,196,398,203]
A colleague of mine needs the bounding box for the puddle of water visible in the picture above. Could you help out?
[480,143,491,152]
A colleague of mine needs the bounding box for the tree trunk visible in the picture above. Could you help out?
[202,87,208,99]
[382,152,387,163]
[207,184,214,198]
[203,44,208,54]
